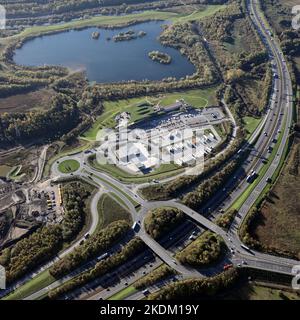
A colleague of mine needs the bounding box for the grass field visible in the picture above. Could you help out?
[88,172,139,207]
[3,270,55,301]
[14,11,178,39]
[0,165,12,178]
[58,159,80,174]
[43,140,93,178]
[159,87,218,108]
[243,116,262,140]
[97,194,132,230]
[82,87,219,140]
[5,5,227,42]
[89,157,184,184]
[174,5,226,24]
[108,286,137,300]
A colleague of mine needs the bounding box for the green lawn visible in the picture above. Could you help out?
[108,285,137,300]
[43,140,92,178]
[13,11,178,39]
[173,5,227,24]
[82,97,157,140]
[159,88,218,108]
[0,165,12,178]
[87,172,139,207]
[8,165,22,178]
[97,194,132,230]
[243,116,262,140]
[58,159,80,173]
[7,5,227,41]
[3,270,55,301]
[89,157,184,184]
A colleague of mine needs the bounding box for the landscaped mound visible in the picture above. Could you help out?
[177,231,225,267]
[144,207,184,240]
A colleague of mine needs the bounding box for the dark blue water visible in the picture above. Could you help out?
[14,21,196,83]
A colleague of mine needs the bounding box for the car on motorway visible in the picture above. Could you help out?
[132,222,140,232]
[142,289,150,296]
[246,171,257,183]
[223,264,233,271]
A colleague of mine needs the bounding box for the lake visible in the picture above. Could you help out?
[14,21,196,83]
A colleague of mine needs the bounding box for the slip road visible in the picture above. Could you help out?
[99,304,200,318]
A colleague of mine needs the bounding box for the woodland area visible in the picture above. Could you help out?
[0,182,93,284]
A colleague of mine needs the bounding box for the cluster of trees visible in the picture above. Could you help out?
[3,0,228,35]
[239,206,261,248]
[48,237,145,299]
[0,225,63,284]
[199,1,272,117]
[49,220,130,278]
[261,0,300,88]
[177,231,224,267]
[0,212,12,242]
[149,268,239,300]
[134,265,176,290]
[199,1,244,42]
[0,73,104,147]
[0,74,48,98]
[182,159,241,210]
[0,93,80,145]
[0,182,95,284]
[144,208,184,240]
[215,209,237,230]
[91,75,210,101]
[4,0,229,21]
[61,182,91,241]
[159,22,219,84]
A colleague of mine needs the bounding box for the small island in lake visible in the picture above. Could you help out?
[148,51,172,64]
[138,31,147,38]
[113,30,146,42]
[91,31,100,39]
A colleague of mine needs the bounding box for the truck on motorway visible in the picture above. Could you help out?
[241,244,253,254]
[246,171,257,183]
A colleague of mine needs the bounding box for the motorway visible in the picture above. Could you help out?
[1,0,299,301]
